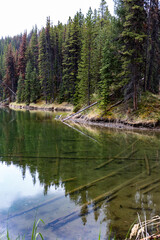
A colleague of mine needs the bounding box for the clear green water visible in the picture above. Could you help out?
[0,108,160,240]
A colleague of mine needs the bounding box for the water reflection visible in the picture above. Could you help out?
[0,108,160,239]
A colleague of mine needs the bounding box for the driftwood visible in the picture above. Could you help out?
[95,140,139,170]
[62,101,98,122]
[66,162,136,196]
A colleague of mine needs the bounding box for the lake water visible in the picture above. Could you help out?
[0,108,160,240]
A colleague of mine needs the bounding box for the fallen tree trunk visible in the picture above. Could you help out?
[142,182,160,195]
[62,101,98,122]
[139,178,160,191]
[62,99,123,122]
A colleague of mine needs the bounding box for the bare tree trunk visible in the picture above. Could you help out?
[146,0,159,91]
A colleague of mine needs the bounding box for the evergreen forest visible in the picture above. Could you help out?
[0,0,159,112]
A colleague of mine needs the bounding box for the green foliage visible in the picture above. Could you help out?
[100,17,122,108]
[0,0,159,110]
[121,0,147,109]
[77,8,95,105]
[31,218,44,240]
[38,28,48,102]
[17,74,25,103]
[62,13,82,104]
[24,61,32,105]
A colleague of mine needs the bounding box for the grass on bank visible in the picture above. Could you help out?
[9,92,160,126]
[9,100,73,112]
[73,92,160,126]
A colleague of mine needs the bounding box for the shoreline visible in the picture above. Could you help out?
[8,101,160,131]
[69,118,160,132]
[9,101,73,112]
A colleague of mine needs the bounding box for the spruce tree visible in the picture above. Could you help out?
[121,0,146,110]
[30,68,40,103]
[77,8,94,105]
[3,43,18,100]
[18,32,27,80]
[62,14,82,103]
[29,27,39,74]
[17,73,24,102]
[92,1,112,94]
[45,17,54,101]
[17,32,27,102]
[100,36,122,108]
[38,28,48,102]
[24,61,32,105]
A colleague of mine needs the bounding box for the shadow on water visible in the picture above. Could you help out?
[0,108,160,239]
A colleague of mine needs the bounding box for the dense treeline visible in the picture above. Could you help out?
[0,0,159,110]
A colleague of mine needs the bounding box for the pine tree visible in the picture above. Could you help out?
[17,73,24,102]
[39,18,55,103]
[38,28,48,102]
[29,27,39,73]
[62,13,82,103]
[100,35,122,108]
[3,43,18,100]
[18,32,27,80]
[77,8,94,105]
[26,27,40,103]
[45,17,54,101]
[92,1,112,94]
[52,22,65,101]
[121,0,146,110]
[30,67,40,103]
[17,32,27,101]
[24,61,32,105]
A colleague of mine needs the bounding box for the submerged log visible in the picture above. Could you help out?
[144,153,151,175]
[82,174,144,208]
[95,140,139,170]
[47,170,150,231]
[142,182,160,195]
[139,178,160,191]
[66,162,136,196]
